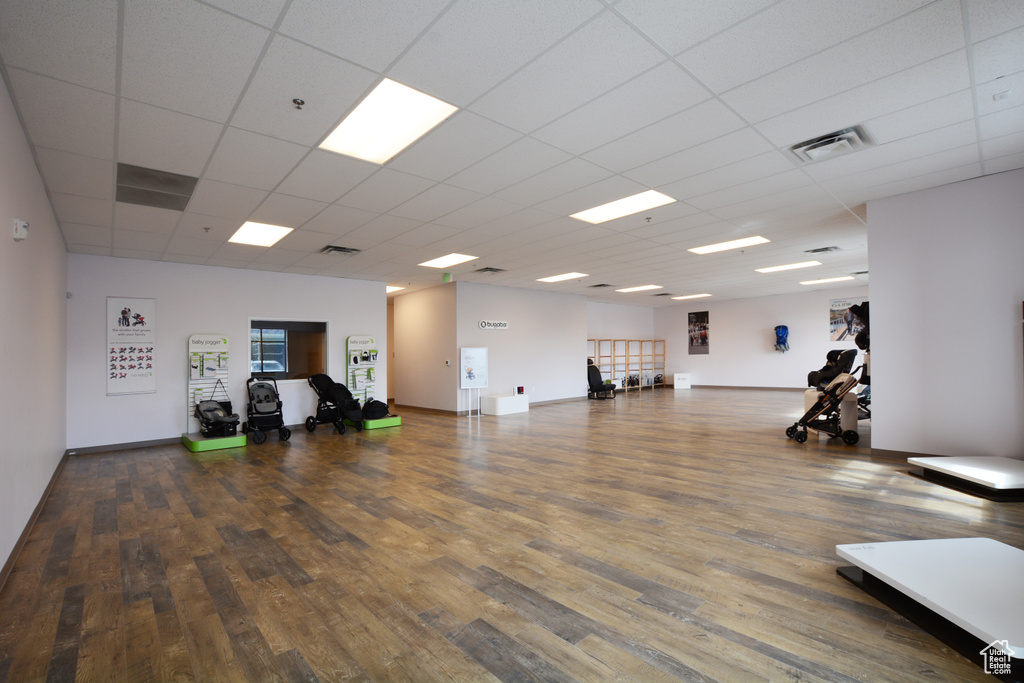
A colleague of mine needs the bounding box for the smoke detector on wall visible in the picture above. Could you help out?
[788,126,871,164]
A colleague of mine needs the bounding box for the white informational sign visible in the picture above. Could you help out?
[347,335,378,402]
[478,320,509,330]
[107,297,156,395]
[187,334,230,430]
[460,347,488,389]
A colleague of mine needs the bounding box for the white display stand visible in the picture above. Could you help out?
[481,394,529,416]
[837,538,1023,670]
[908,456,1024,501]
[673,373,691,389]
[804,388,858,433]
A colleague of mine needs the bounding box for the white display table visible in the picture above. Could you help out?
[837,538,1023,671]
[673,373,691,389]
[908,456,1024,501]
[481,394,529,416]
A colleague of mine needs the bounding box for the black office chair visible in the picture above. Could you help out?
[587,359,616,399]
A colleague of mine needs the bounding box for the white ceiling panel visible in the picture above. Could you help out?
[50,194,113,227]
[114,203,182,234]
[534,175,647,217]
[60,223,112,247]
[275,229,338,253]
[495,158,613,206]
[231,35,378,146]
[299,204,378,236]
[863,90,975,144]
[470,12,666,133]
[389,0,602,106]
[614,0,775,55]
[203,127,308,190]
[250,247,306,267]
[341,214,423,248]
[722,0,966,123]
[113,229,171,252]
[203,0,288,28]
[389,184,482,223]
[248,193,328,228]
[388,112,523,182]
[980,105,1024,140]
[164,234,225,258]
[686,169,814,212]
[276,150,377,203]
[976,72,1024,116]
[337,169,436,214]
[7,69,115,159]
[162,253,209,266]
[118,100,224,177]
[174,212,247,242]
[658,151,793,202]
[971,25,1024,84]
[387,223,463,248]
[0,0,117,92]
[446,137,571,195]
[625,127,778,188]
[982,130,1024,160]
[278,0,449,73]
[185,180,267,220]
[431,197,529,231]
[121,0,269,121]
[966,0,1024,41]
[34,148,113,200]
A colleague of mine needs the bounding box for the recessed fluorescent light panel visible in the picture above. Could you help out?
[386,286,405,293]
[570,190,676,224]
[800,276,855,285]
[671,293,712,300]
[756,260,821,273]
[418,253,478,269]
[689,235,769,255]
[319,78,458,164]
[537,272,588,283]
[228,221,293,247]
[615,285,663,293]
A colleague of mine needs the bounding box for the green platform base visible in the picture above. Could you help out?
[182,432,246,453]
[345,416,402,430]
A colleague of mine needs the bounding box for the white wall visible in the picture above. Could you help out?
[67,255,385,448]
[0,76,67,569]
[587,301,654,338]
[393,284,458,411]
[654,286,869,388]
[456,282,587,409]
[869,169,1024,458]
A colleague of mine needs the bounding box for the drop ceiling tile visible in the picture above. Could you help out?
[679,0,932,93]
[658,151,793,202]
[625,127,777,188]
[966,0,1024,42]
[114,203,182,234]
[389,184,483,223]
[51,193,113,227]
[985,151,1024,174]
[203,0,289,27]
[863,90,975,143]
[754,50,971,146]
[723,0,966,123]
[431,197,529,230]
[0,0,117,92]
[112,248,164,260]
[387,223,463,248]
[343,214,423,246]
[387,112,522,182]
[249,193,328,228]
[536,175,647,217]
[446,136,571,194]
[162,253,209,265]
[185,180,267,220]
[251,248,306,267]
[276,150,377,202]
[121,0,269,121]
[278,0,449,72]
[6,69,115,159]
[205,256,252,269]
[60,223,112,247]
[204,127,308,190]
[292,253,343,270]
[232,35,378,146]
[980,105,1024,140]
[583,99,746,173]
[275,229,337,252]
[977,72,1024,115]
[709,184,840,221]
[35,148,113,200]
[337,169,436,214]
[210,241,266,262]
[470,12,665,133]
[389,0,601,105]
[163,235,223,258]
[614,0,774,55]
[687,170,814,212]
[113,229,171,252]
[175,213,243,242]
[117,100,224,177]
[300,204,379,236]
[971,25,1024,84]
[496,158,613,206]
[982,130,1024,160]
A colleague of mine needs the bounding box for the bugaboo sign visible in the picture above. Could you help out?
[479,320,508,330]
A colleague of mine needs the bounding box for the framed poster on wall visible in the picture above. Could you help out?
[688,311,709,355]
[460,347,488,389]
[106,297,156,395]
[830,298,867,342]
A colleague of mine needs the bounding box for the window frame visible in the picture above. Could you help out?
[249,319,328,381]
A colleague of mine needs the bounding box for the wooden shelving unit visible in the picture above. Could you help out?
[588,339,666,392]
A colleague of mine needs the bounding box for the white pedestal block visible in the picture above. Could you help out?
[481,394,529,415]
[673,373,691,389]
[804,388,858,432]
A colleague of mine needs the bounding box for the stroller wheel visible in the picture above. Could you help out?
[794,430,808,443]
[334,420,346,434]
[842,430,860,445]
[280,427,291,441]
[785,425,797,439]
[305,416,316,432]
[252,429,267,445]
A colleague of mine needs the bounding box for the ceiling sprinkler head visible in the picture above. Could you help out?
[292,98,305,109]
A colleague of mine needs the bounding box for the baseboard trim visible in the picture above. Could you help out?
[0,451,70,595]
[66,437,182,456]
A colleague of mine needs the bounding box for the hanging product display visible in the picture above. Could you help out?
[346,335,378,403]
[183,334,245,451]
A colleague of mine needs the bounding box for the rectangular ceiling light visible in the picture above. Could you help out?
[800,276,855,285]
[228,221,293,247]
[418,253,478,268]
[756,260,821,273]
[537,272,588,283]
[615,284,662,293]
[319,78,458,164]
[570,190,676,224]
[688,235,770,255]
[386,286,405,293]
[671,293,711,300]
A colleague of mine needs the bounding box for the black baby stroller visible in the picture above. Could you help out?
[193,379,240,438]
[305,374,363,433]
[807,349,857,390]
[786,371,860,445]
[241,377,291,444]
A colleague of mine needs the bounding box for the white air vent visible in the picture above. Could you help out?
[320,245,361,254]
[805,245,841,254]
[789,126,871,164]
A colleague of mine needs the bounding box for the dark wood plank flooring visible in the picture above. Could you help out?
[1,388,1021,681]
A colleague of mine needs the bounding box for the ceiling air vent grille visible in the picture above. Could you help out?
[653,292,672,297]
[320,245,361,254]
[788,126,871,164]
[115,163,198,211]
[589,283,613,288]
[474,267,505,273]
[805,245,841,254]
[852,270,868,275]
